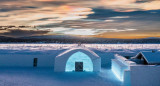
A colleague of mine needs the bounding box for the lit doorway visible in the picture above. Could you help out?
[65,51,93,72]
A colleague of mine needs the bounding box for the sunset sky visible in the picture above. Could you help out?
[0,0,160,39]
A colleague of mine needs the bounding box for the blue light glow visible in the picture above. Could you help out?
[65,51,93,72]
[112,65,123,81]
[111,60,128,81]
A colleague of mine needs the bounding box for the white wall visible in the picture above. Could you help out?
[123,70,131,86]
[0,54,56,68]
[93,49,114,68]
[129,65,160,86]
[112,55,160,86]
[112,59,129,81]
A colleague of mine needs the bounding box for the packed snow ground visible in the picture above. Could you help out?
[0,44,160,86]
[0,68,121,86]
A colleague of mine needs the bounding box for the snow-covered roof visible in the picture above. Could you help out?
[136,51,160,64]
[115,54,136,66]
[56,47,99,58]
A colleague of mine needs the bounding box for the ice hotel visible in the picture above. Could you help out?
[0,45,160,86]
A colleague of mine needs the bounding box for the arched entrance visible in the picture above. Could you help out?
[54,48,101,72]
[65,51,93,72]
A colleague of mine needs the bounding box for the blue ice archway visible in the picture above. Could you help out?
[54,48,101,72]
[65,51,93,72]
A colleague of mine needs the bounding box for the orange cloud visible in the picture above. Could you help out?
[0,4,93,25]
[141,1,160,10]
[100,0,160,12]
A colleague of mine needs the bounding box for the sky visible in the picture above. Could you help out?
[0,0,160,39]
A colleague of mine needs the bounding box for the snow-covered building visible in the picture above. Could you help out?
[132,51,160,65]
[54,48,101,72]
[112,51,160,86]
[0,47,101,72]
[1,44,160,86]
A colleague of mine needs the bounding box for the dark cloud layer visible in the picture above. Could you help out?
[0,29,49,37]
[88,8,160,20]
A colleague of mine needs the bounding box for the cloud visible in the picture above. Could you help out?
[109,16,130,19]
[45,26,137,35]
[0,0,160,38]
[141,1,160,10]
[0,28,49,37]
[88,8,160,22]
[0,5,94,25]
[100,0,160,11]
[0,0,160,26]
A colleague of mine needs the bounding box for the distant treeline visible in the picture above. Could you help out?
[0,36,160,43]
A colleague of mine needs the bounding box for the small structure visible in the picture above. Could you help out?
[112,51,160,86]
[133,51,160,65]
[54,48,101,72]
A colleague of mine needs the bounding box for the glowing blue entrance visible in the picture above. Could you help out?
[65,51,93,72]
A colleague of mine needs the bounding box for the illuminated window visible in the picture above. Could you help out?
[65,51,93,72]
